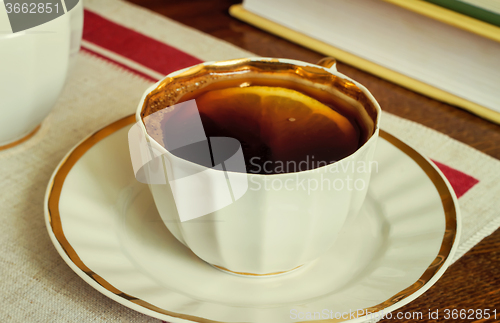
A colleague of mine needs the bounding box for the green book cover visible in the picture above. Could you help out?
[424,0,500,27]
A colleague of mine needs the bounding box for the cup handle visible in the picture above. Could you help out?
[316,57,337,72]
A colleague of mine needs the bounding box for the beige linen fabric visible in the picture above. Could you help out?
[0,0,498,321]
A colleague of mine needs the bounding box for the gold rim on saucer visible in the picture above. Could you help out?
[213,264,303,276]
[46,114,458,323]
[0,124,41,151]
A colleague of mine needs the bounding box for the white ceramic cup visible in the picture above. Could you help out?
[0,1,83,147]
[134,58,381,275]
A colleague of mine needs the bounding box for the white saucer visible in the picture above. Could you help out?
[45,115,460,323]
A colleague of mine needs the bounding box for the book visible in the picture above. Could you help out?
[424,0,500,27]
[230,0,500,124]
[386,0,500,42]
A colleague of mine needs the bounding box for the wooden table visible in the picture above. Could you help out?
[128,1,499,321]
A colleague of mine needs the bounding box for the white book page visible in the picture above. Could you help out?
[243,0,500,113]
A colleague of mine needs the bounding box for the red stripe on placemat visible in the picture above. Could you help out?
[81,47,158,82]
[83,10,202,76]
[432,160,479,198]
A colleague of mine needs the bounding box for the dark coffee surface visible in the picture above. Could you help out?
[163,84,364,174]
